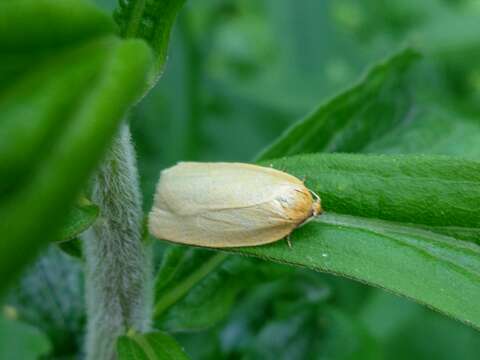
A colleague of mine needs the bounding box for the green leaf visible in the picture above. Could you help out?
[264,153,480,243]
[236,214,480,328]
[363,107,480,244]
[1,31,112,189]
[58,199,99,242]
[117,331,190,360]
[0,0,153,294]
[257,47,420,160]
[114,0,186,79]
[220,153,480,328]
[0,314,51,360]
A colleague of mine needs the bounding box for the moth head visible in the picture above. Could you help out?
[310,190,323,216]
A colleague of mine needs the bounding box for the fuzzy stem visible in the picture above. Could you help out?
[83,123,151,360]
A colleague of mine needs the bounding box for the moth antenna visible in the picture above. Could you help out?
[309,189,321,202]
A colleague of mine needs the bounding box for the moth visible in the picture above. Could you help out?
[148,162,322,247]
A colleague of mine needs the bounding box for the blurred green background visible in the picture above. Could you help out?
[5,0,480,359]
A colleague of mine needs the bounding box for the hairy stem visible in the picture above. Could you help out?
[83,123,152,360]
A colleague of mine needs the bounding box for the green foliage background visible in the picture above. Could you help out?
[2,0,480,359]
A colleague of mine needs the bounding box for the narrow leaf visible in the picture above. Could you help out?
[216,153,480,328]
[234,213,480,330]
[0,0,153,293]
[257,48,420,160]
[263,153,480,243]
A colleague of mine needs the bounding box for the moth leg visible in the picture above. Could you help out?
[286,235,292,248]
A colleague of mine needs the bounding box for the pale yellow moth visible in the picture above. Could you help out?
[148,162,322,247]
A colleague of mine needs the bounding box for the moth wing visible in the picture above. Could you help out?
[149,200,298,247]
[155,162,304,216]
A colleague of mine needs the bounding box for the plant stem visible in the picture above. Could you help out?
[83,123,152,360]
[154,253,227,318]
